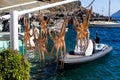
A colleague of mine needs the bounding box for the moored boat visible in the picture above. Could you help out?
[59,40,113,64]
[59,6,113,64]
[89,21,120,27]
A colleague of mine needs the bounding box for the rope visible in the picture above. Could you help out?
[85,0,95,8]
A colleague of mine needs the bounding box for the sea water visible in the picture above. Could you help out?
[30,26,120,80]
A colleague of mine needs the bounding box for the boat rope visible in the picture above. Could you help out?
[85,0,95,8]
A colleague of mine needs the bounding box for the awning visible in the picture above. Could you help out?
[0,0,48,12]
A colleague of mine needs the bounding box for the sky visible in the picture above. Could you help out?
[80,0,120,16]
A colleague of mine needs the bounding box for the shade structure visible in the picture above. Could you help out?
[0,0,48,12]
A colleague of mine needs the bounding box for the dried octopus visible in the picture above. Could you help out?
[39,12,49,40]
[72,6,92,52]
[23,16,35,50]
[49,18,68,66]
[33,27,49,61]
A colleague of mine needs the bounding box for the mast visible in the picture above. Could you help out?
[108,0,111,22]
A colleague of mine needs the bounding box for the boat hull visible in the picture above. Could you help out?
[89,21,120,28]
[59,46,113,64]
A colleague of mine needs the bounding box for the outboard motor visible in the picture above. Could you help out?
[94,31,100,43]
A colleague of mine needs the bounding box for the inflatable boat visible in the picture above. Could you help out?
[59,39,113,64]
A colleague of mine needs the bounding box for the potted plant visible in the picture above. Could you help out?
[0,49,30,80]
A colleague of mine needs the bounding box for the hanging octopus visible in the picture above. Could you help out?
[72,6,92,53]
[39,12,49,40]
[23,16,35,50]
[82,6,92,47]
[49,18,68,67]
[57,18,69,57]
[33,27,49,61]
[73,20,86,52]
[82,6,92,40]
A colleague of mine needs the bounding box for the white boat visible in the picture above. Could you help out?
[59,39,113,64]
[59,27,112,64]
[48,19,68,33]
[89,21,120,27]
[89,0,120,27]
[59,2,113,64]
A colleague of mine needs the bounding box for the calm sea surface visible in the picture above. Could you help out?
[30,25,120,80]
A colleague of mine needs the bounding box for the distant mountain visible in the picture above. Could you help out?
[111,10,120,21]
[111,10,120,18]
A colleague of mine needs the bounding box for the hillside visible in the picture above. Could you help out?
[111,10,120,18]
[41,0,115,22]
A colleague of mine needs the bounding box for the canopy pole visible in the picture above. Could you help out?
[10,11,19,50]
